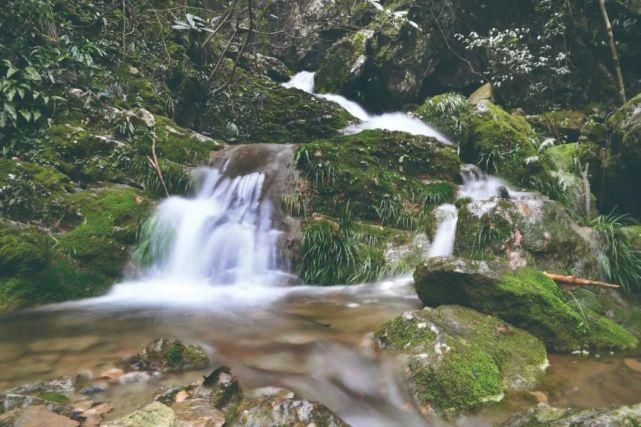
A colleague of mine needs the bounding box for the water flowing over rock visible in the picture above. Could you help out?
[283,72,451,144]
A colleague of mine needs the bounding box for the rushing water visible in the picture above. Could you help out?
[283,71,451,144]
[2,89,641,426]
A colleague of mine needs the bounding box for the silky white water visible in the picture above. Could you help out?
[428,204,459,257]
[283,71,451,144]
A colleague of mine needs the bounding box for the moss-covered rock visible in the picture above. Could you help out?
[135,338,210,373]
[0,220,112,310]
[454,196,600,279]
[413,257,638,352]
[57,186,151,277]
[374,306,547,415]
[295,130,460,222]
[416,93,474,143]
[462,101,543,186]
[104,401,176,427]
[603,92,641,219]
[502,402,641,427]
[315,30,372,95]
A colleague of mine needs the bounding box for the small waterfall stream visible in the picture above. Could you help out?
[139,167,282,284]
[283,71,452,144]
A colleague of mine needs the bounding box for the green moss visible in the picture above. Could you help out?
[153,115,222,164]
[464,102,546,186]
[36,391,71,405]
[413,345,503,414]
[296,130,460,223]
[316,30,369,94]
[414,259,638,353]
[0,221,111,310]
[416,93,474,142]
[374,315,437,350]
[58,187,152,277]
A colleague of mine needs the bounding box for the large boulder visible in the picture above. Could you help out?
[603,92,641,218]
[374,305,547,415]
[454,194,600,279]
[413,257,638,352]
[502,402,641,427]
[315,0,464,111]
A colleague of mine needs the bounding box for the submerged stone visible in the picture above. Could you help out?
[413,257,638,353]
[502,402,641,426]
[374,305,546,415]
[134,338,210,373]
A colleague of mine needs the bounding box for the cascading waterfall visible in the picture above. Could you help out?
[139,167,283,285]
[283,71,451,144]
[428,204,459,257]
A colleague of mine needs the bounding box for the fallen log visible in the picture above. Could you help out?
[544,272,620,289]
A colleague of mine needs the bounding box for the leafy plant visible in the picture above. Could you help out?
[591,213,641,293]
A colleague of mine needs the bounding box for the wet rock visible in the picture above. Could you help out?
[103,402,175,427]
[454,195,600,279]
[0,405,79,426]
[413,257,638,353]
[80,402,112,418]
[231,396,348,427]
[468,83,494,106]
[374,305,547,414]
[502,402,641,426]
[133,339,210,373]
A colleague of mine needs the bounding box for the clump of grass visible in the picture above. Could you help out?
[374,194,416,230]
[281,192,308,218]
[591,213,641,293]
[295,146,338,187]
[297,203,389,285]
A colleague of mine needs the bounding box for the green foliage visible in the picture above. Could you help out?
[416,93,473,142]
[590,213,641,293]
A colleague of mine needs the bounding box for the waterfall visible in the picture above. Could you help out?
[139,167,283,285]
[428,204,459,257]
[283,71,451,144]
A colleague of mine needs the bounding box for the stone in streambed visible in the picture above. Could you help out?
[0,405,79,427]
[103,402,175,427]
[374,305,547,415]
[502,402,641,426]
[132,338,210,373]
[414,257,638,353]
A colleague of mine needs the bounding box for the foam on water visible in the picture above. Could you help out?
[283,71,451,144]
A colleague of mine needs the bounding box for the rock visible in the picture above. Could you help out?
[231,397,348,427]
[374,305,547,414]
[172,399,225,427]
[413,257,638,352]
[502,402,641,426]
[528,391,549,404]
[454,194,600,279]
[527,110,588,142]
[98,368,125,381]
[462,101,544,186]
[624,358,641,373]
[603,92,641,219]
[80,402,112,417]
[0,405,79,427]
[103,402,176,427]
[468,83,494,105]
[134,339,210,372]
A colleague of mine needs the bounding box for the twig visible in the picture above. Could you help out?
[148,134,169,197]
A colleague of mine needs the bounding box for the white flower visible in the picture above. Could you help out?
[7,173,16,180]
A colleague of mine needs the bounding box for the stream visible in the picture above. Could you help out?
[2,72,641,426]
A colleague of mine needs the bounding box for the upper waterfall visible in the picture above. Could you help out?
[283,71,451,144]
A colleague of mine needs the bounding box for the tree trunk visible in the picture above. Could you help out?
[581,162,591,219]
[598,0,626,104]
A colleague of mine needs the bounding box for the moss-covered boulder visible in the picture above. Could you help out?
[462,101,545,186]
[374,306,547,415]
[231,397,348,427]
[416,93,474,143]
[295,130,460,222]
[176,60,352,144]
[527,110,588,142]
[0,221,110,310]
[603,92,641,218]
[454,196,599,279]
[413,257,638,352]
[292,129,459,285]
[502,402,641,427]
[315,30,372,95]
[134,338,210,373]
